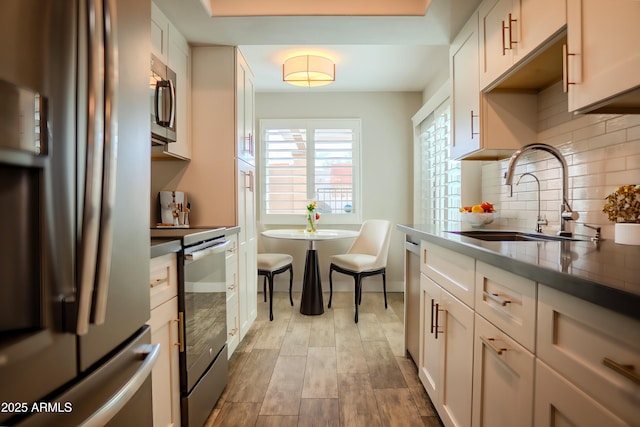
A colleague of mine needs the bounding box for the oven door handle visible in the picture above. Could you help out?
[185,240,231,261]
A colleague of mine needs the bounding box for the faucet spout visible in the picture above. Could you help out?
[504,143,577,236]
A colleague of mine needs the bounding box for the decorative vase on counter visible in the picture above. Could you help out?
[306,210,317,233]
[614,223,640,245]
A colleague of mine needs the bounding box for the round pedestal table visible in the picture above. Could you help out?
[261,229,359,315]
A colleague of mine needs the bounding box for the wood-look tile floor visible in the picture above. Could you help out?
[205,292,444,427]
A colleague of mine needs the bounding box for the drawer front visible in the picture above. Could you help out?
[537,285,640,425]
[226,292,239,357]
[226,257,238,298]
[225,234,238,260]
[149,253,178,310]
[421,241,475,307]
[475,261,536,351]
[534,359,628,427]
[472,314,534,427]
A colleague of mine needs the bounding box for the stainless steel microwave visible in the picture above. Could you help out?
[150,54,176,144]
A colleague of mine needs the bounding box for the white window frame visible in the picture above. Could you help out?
[259,118,362,225]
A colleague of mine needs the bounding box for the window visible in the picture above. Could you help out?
[417,99,461,225]
[259,119,361,224]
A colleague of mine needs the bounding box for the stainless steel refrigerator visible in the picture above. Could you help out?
[0,0,155,425]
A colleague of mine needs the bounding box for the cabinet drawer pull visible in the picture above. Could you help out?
[228,328,238,337]
[483,291,511,306]
[176,312,185,353]
[480,336,508,355]
[149,277,168,288]
[507,13,517,50]
[501,20,508,55]
[563,44,577,93]
[603,357,640,385]
[434,303,443,340]
[470,110,479,139]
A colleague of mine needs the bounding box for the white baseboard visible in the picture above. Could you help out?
[258,276,404,294]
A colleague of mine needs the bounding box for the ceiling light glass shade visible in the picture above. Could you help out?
[283,55,335,87]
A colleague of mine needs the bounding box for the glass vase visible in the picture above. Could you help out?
[306,210,317,233]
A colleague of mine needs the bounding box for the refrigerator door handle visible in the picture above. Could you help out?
[92,0,119,326]
[77,0,106,335]
[78,343,160,427]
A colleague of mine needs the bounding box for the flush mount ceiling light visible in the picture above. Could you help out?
[283,55,335,88]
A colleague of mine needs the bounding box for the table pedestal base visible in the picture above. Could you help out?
[300,249,324,315]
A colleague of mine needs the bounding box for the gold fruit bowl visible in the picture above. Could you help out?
[461,211,498,228]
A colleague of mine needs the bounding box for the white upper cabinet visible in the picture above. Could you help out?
[479,0,566,90]
[450,10,537,161]
[151,3,192,160]
[450,12,481,161]
[150,3,169,64]
[566,0,640,113]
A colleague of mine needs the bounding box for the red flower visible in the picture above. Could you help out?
[315,212,320,220]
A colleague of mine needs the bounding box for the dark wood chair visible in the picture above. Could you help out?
[257,253,293,321]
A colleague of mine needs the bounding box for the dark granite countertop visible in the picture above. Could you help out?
[150,239,181,258]
[398,224,640,321]
[150,225,241,259]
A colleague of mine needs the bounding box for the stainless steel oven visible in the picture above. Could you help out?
[151,227,229,427]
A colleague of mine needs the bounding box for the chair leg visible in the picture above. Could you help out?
[268,274,274,321]
[383,270,388,309]
[354,275,361,323]
[328,266,334,308]
[263,275,267,302]
[288,264,294,306]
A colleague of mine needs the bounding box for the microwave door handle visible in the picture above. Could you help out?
[92,0,119,325]
[168,78,176,129]
[154,80,162,125]
[77,0,105,336]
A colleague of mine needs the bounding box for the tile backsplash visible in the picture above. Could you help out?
[482,81,640,240]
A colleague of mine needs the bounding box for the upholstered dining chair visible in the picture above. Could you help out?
[257,225,294,321]
[328,219,392,323]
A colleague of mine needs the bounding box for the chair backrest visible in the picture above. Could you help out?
[347,219,393,269]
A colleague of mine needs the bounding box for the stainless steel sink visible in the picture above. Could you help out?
[448,230,584,242]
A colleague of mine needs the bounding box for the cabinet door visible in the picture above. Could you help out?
[438,287,474,427]
[513,0,566,63]
[537,285,640,425]
[479,0,513,89]
[534,360,628,427]
[450,12,481,161]
[226,292,239,356]
[567,0,640,112]
[238,162,257,337]
[163,27,191,159]
[150,3,169,63]
[419,274,441,401]
[236,52,255,166]
[472,314,534,427]
[149,296,181,427]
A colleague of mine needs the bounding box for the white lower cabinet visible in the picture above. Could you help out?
[419,273,474,427]
[225,235,239,356]
[472,314,534,427]
[149,253,181,427]
[537,285,640,426]
[416,240,640,427]
[534,359,628,427]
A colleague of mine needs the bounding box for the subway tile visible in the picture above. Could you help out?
[605,114,640,133]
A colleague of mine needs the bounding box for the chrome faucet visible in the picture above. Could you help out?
[504,143,578,237]
[516,172,548,233]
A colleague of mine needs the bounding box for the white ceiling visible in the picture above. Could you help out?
[152,0,482,92]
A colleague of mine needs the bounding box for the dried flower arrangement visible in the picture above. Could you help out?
[602,184,640,223]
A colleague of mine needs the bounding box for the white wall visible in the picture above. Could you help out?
[256,91,423,293]
[481,81,640,240]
